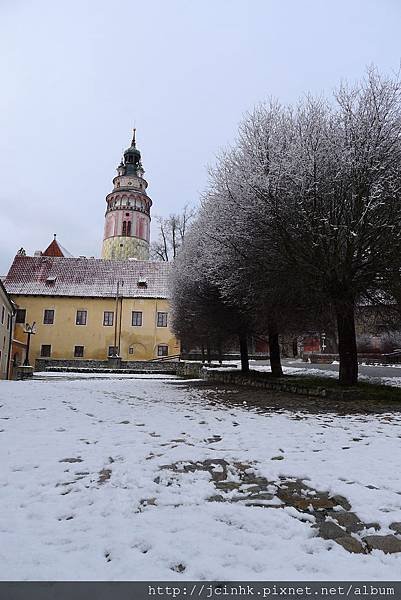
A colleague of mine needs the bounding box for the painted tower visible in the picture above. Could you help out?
[101,130,152,260]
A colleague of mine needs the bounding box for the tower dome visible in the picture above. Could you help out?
[101,130,152,261]
[123,129,142,175]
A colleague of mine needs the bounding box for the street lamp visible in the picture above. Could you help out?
[23,322,36,366]
[321,332,326,353]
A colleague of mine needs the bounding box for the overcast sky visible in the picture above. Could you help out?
[0,0,400,273]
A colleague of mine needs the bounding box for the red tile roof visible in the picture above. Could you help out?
[42,238,73,258]
[4,256,170,299]
[43,239,65,257]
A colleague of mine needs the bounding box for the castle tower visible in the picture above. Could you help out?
[101,130,152,260]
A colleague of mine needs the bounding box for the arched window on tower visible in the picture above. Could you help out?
[122,221,127,236]
[127,221,132,236]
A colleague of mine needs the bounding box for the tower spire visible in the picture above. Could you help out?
[131,127,136,147]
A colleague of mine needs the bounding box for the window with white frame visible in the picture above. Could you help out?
[157,312,168,327]
[132,311,143,326]
[157,344,168,357]
[76,310,87,325]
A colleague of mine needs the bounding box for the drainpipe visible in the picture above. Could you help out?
[117,293,123,357]
[113,280,120,356]
[154,300,158,358]
[6,306,16,380]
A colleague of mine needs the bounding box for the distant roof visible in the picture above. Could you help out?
[4,256,170,299]
[42,237,73,258]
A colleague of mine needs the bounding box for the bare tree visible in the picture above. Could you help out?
[151,204,196,261]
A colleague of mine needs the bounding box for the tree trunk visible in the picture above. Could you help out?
[201,345,205,364]
[335,300,358,386]
[206,344,211,365]
[239,333,249,373]
[268,323,283,377]
[218,342,223,366]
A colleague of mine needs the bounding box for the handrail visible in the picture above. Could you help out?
[145,354,181,363]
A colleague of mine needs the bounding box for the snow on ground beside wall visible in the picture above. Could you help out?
[35,372,179,380]
[1,377,401,580]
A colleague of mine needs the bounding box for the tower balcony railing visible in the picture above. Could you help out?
[106,205,150,216]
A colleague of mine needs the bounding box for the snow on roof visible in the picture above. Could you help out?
[4,256,170,299]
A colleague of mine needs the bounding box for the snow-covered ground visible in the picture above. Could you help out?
[1,376,401,580]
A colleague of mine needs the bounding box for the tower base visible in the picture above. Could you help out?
[101,237,150,260]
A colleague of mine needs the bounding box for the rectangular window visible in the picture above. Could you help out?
[76,310,87,325]
[103,311,114,326]
[157,312,168,327]
[132,311,143,326]
[1,306,4,324]
[108,346,118,357]
[43,309,55,324]
[16,309,26,324]
[74,345,84,357]
[7,314,10,330]
[40,344,51,357]
[157,344,168,357]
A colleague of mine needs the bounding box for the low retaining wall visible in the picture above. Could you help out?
[176,362,205,378]
[305,353,401,365]
[15,366,34,380]
[35,358,179,373]
[203,369,357,400]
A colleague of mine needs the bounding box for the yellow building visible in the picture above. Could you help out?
[0,279,15,379]
[4,254,179,366]
[3,131,181,369]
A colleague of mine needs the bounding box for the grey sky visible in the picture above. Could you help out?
[0,0,400,274]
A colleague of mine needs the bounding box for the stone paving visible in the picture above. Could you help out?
[161,459,401,555]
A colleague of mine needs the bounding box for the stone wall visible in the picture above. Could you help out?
[305,353,401,365]
[176,362,205,378]
[35,358,179,373]
[202,369,357,400]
